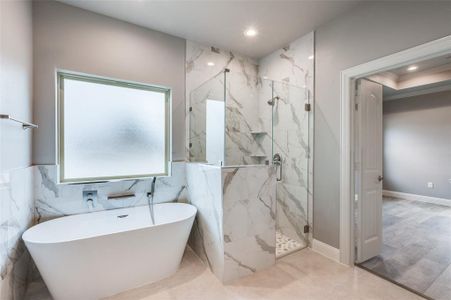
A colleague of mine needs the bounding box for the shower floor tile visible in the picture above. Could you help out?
[276,230,303,258]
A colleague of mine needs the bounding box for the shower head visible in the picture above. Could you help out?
[267,96,280,106]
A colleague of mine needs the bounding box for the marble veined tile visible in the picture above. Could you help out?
[33,162,188,222]
[186,163,276,283]
[186,41,260,165]
[0,166,34,300]
[186,163,224,279]
[257,33,314,248]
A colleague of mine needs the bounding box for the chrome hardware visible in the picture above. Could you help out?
[273,153,282,182]
[267,96,280,106]
[0,114,38,130]
[378,175,384,182]
[147,177,157,225]
[83,190,97,208]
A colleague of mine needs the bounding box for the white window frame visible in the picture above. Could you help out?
[56,70,172,184]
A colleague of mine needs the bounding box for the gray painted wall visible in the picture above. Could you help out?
[32,1,186,164]
[314,1,451,248]
[0,0,33,173]
[383,91,451,200]
[0,1,33,298]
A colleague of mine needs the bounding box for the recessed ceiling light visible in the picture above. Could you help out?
[207,62,215,67]
[244,28,258,38]
[407,65,418,72]
[308,55,314,60]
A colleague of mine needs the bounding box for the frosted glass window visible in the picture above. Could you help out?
[58,72,170,183]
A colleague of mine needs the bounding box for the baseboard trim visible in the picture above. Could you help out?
[312,239,340,262]
[383,190,451,207]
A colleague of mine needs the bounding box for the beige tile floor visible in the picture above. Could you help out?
[25,246,424,300]
[103,248,423,300]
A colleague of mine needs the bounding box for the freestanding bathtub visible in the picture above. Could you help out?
[22,203,197,300]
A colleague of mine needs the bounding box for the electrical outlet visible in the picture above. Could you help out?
[427,182,434,189]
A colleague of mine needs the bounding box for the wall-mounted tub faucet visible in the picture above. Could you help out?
[83,190,97,209]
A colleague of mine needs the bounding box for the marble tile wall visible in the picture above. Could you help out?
[33,162,187,221]
[185,163,224,278]
[186,163,276,283]
[222,165,276,282]
[186,41,263,166]
[0,167,34,300]
[2,162,187,299]
[258,32,314,247]
[186,32,314,247]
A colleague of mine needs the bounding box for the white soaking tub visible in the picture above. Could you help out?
[22,203,197,300]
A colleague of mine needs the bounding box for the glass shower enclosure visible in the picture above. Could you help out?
[188,69,311,255]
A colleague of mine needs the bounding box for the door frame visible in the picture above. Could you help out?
[339,35,451,266]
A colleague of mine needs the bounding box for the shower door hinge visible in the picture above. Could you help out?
[304,225,310,233]
[304,103,311,112]
[189,106,192,112]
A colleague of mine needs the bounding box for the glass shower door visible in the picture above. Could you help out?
[271,80,310,253]
[189,72,226,165]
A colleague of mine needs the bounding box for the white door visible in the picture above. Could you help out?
[355,79,383,263]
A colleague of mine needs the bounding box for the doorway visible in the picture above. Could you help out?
[355,66,451,298]
[339,36,451,299]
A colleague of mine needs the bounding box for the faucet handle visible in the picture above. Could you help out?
[83,190,97,208]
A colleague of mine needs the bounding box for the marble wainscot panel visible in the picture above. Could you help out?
[34,162,187,221]
[185,41,261,166]
[222,165,276,282]
[185,163,224,279]
[186,163,276,283]
[257,32,314,247]
[0,167,34,300]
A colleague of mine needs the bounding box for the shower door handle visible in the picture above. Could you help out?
[273,153,282,182]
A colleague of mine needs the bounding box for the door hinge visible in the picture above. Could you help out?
[189,143,192,148]
[189,106,193,112]
[304,225,310,233]
[304,103,311,112]
[354,81,360,110]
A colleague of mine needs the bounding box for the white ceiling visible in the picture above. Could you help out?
[57,0,361,59]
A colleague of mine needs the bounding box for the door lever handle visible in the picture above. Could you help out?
[378,175,384,182]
